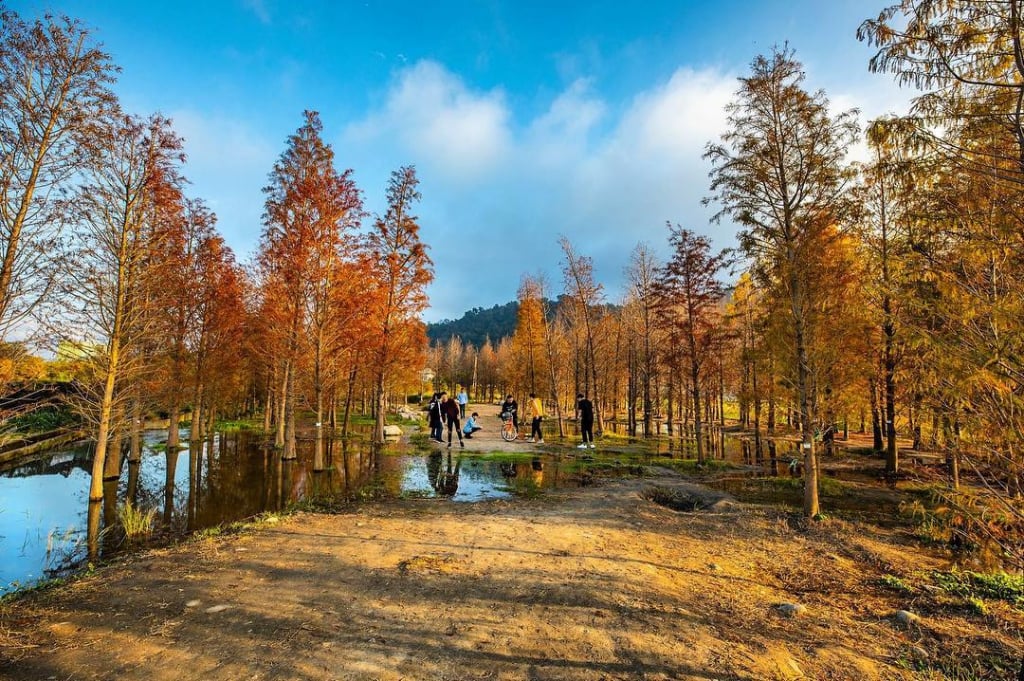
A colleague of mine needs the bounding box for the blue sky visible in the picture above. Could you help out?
[12,0,913,322]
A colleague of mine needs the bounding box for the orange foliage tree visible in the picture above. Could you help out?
[365,166,433,444]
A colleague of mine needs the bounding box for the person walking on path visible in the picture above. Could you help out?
[575,393,595,449]
[457,386,469,420]
[527,393,545,444]
[428,392,443,442]
[441,393,464,448]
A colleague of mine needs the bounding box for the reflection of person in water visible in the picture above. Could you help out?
[427,451,461,496]
[498,458,543,488]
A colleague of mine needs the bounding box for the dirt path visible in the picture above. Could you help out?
[436,401,560,454]
[1,471,1020,680]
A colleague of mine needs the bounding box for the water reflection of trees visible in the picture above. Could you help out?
[6,427,391,591]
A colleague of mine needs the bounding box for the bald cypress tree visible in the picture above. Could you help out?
[705,48,857,517]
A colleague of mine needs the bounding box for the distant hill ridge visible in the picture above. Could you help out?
[426,301,520,347]
[427,296,622,347]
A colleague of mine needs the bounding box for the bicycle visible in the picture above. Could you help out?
[500,412,518,442]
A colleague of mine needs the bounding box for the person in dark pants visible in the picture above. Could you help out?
[527,393,544,443]
[428,392,444,442]
[440,393,464,448]
[576,393,594,449]
[500,394,518,431]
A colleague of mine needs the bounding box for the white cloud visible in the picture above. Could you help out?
[619,67,735,157]
[339,60,914,321]
[830,77,916,164]
[525,78,606,157]
[344,61,512,184]
[569,66,735,238]
[340,61,742,320]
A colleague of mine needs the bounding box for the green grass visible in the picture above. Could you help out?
[3,406,79,434]
[214,418,261,431]
[933,568,1024,608]
[725,474,847,497]
[666,458,737,474]
[894,648,1014,680]
[344,413,422,426]
[408,432,433,451]
[880,574,913,593]
[118,501,157,543]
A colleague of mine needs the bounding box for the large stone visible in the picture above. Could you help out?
[383,424,403,437]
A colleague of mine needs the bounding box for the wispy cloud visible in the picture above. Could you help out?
[243,0,272,25]
[169,110,278,254]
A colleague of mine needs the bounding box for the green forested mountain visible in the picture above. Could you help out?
[427,301,520,347]
[427,296,620,347]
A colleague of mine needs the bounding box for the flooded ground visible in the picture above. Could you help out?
[0,414,954,595]
[0,423,594,594]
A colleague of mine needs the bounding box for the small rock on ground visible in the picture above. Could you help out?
[895,610,920,626]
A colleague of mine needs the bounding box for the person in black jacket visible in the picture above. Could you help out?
[500,394,518,431]
[427,392,443,442]
[440,393,464,448]
[576,393,594,449]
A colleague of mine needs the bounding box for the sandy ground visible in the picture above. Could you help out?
[1,410,1022,680]
[427,401,557,454]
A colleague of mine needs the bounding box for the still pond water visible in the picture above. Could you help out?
[0,426,581,595]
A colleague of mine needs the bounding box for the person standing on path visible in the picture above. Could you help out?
[457,386,469,420]
[576,393,595,449]
[527,393,545,444]
[441,392,464,448]
[428,392,443,442]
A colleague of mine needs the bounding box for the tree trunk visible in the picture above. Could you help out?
[752,349,762,465]
[342,363,357,437]
[275,361,288,448]
[883,297,898,478]
[191,384,205,442]
[283,362,297,460]
[791,269,818,518]
[691,360,704,464]
[263,369,274,433]
[167,403,180,452]
[88,330,122,559]
[666,371,674,436]
[869,376,883,452]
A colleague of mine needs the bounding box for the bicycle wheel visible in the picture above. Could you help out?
[501,421,516,441]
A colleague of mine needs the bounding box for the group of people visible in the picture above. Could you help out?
[428,388,595,449]
[499,392,594,448]
[427,387,481,449]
